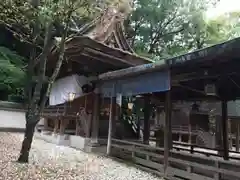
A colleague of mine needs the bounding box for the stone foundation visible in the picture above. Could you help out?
[35,131,70,146]
[69,135,90,151]
[35,131,107,153]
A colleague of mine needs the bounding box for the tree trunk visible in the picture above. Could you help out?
[17,1,72,164]
[18,113,38,163]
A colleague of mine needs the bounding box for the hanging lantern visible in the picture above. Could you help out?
[128,102,134,110]
[68,92,76,101]
[204,83,217,96]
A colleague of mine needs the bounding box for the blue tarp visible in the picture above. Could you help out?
[100,70,170,97]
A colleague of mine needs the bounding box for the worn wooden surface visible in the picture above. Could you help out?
[149,139,240,161]
[110,138,240,180]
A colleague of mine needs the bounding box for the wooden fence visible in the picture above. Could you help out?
[149,137,240,161]
[110,138,240,180]
[172,141,240,161]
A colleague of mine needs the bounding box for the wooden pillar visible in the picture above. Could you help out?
[137,116,141,139]
[155,107,163,147]
[169,101,172,149]
[236,122,240,152]
[229,119,232,150]
[76,118,81,136]
[155,127,164,147]
[59,119,66,135]
[91,94,100,144]
[136,99,142,139]
[179,134,182,142]
[53,119,59,134]
[84,95,91,138]
[221,100,229,160]
[155,107,160,126]
[85,114,92,138]
[216,116,223,155]
[112,100,118,138]
[44,118,48,130]
[164,90,171,176]
[107,93,115,155]
[143,95,151,144]
[188,125,192,144]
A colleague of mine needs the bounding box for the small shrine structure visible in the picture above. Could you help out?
[38,3,151,152]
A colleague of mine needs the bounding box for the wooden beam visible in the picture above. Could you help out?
[80,37,150,65]
[84,48,134,67]
[172,71,240,85]
[221,100,229,160]
[99,61,167,81]
[175,84,207,96]
[172,73,220,84]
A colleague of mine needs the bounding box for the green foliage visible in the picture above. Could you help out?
[128,0,187,56]
[211,11,240,40]
[126,0,238,60]
[0,0,38,44]
[0,46,26,96]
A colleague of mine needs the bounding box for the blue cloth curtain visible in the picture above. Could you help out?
[100,70,170,97]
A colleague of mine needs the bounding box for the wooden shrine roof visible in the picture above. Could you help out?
[99,37,240,80]
[46,6,151,78]
[98,37,240,101]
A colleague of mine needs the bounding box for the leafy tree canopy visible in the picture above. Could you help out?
[0,46,26,99]
[125,0,239,60]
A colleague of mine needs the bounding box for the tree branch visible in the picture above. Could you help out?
[29,23,54,114]
[148,10,179,54]
[39,9,73,112]
[0,21,43,50]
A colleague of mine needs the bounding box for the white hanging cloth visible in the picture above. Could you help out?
[49,74,89,106]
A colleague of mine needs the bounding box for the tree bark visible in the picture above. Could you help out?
[17,2,73,164]
[17,23,54,163]
[18,112,38,163]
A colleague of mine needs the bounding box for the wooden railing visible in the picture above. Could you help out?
[149,136,240,161]
[42,105,66,117]
[172,125,197,133]
[42,104,86,119]
[173,141,240,161]
[111,138,240,180]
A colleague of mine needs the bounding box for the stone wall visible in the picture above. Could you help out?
[0,109,25,130]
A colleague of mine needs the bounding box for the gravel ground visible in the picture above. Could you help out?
[0,132,160,180]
